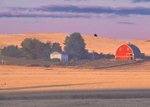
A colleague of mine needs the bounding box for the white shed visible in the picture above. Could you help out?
[50,51,68,62]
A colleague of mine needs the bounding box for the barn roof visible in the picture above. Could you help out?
[127,44,141,57]
[51,51,61,55]
[51,51,68,55]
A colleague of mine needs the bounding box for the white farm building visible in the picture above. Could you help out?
[50,51,68,62]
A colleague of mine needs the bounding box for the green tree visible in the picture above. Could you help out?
[51,42,62,53]
[21,38,44,59]
[42,41,52,59]
[2,45,22,57]
[64,32,86,58]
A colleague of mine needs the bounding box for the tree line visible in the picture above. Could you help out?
[1,32,86,59]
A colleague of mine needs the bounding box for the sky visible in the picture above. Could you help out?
[0,0,150,39]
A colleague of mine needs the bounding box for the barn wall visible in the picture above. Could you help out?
[115,45,133,60]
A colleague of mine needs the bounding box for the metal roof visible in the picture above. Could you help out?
[127,44,141,57]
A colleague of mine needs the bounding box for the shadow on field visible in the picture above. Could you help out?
[1,89,150,100]
[0,82,111,91]
[93,60,147,70]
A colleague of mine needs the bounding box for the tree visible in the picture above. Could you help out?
[21,38,44,59]
[42,41,52,59]
[64,32,86,58]
[2,45,22,57]
[51,42,62,52]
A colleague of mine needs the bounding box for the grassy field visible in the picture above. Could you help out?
[0,56,60,66]
[0,53,138,69]
[58,59,137,69]
[0,50,60,66]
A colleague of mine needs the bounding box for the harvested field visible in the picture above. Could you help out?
[0,63,150,107]
[1,64,150,93]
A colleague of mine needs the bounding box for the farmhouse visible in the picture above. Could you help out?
[50,51,68,62]
[115,43,141,60]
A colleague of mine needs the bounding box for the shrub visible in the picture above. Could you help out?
[2,45,22,58]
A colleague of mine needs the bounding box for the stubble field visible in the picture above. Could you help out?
[0,61,150,107]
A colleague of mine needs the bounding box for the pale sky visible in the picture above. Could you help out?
[0,0,150,39]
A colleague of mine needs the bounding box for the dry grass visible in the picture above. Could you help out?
[1,62,150,93]
[58,59,136,69]
[0,33,150,55]
[0,56,60,66]
[1,63,150,107]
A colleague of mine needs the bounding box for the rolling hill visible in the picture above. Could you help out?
[0,33,150,55]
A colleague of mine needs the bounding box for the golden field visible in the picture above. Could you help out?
[0,33,150,107]
[0,63,150,93]
[0,33,150,55]
[1,63,150,107]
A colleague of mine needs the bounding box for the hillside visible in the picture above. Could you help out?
[0,33,150,55]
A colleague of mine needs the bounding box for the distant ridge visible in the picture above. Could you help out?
[0,33,150,55]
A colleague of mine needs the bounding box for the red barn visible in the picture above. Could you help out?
[115,43,141,60]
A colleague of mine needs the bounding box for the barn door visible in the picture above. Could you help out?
[126,53,133,60]
[130,54,133,60]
